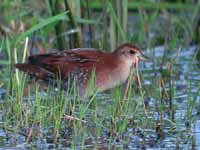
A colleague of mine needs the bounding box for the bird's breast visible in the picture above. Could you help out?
[95,62,131,91]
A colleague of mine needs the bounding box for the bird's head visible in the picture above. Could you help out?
[114,43,147,66]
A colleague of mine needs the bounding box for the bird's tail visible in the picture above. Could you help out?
[15,63,54,79]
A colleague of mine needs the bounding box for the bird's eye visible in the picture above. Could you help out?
[129,50,135,54]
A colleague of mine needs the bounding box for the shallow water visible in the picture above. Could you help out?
[142,46,200,150]
[0,45,200,149]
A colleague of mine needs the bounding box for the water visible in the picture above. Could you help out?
[0,45,200,149]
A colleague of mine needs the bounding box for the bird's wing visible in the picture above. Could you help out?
[15,49,105,80]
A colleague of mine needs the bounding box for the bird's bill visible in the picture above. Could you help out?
[138,51,148,61]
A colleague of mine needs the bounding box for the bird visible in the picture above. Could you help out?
[15,43,146,98]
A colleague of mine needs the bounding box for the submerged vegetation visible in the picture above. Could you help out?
[0,0,200,149]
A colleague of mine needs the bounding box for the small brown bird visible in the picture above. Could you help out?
[15,43,146,98]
